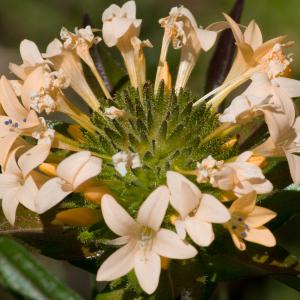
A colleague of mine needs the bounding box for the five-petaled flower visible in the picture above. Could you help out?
[224,191,276,251]
[97,186,197,294]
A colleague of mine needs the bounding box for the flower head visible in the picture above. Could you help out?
[0,76,50,166]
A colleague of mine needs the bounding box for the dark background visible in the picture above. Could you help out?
[0,0,300,299]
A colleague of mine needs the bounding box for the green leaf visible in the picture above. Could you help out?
[95,289,126,300]
[0,236,83,300]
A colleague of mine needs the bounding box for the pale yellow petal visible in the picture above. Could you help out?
[96,240,136,282]
[0,76,28,120]
[246,206,277,228]
[2,187,20,225]
[153,228,197,258]
[243,20,263,50]
[196,193,230,223]
[72,156,102,189]
[35,177,72,213]
[56,151,91,184]
[229,191,257,215]
[101,194,137,236]
[167,171,200,218]
[185,217,214,247]
[134,250,160,295]
[137,185,170,231]
[244,226,276,247]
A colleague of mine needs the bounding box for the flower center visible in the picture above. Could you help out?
[137,226,155,261]
[229,214,250,239]
[259,43,293,78]
[3,119,23,131]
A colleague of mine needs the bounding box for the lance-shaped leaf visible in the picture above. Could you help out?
[0,236,83,300]
[204,0,245,94]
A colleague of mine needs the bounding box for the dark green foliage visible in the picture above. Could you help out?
[0,236,83,300]
[82,83,236,211]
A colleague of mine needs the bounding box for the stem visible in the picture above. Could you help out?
[69,113,105,135]
[173,165,196,176]
[199,123,239,146]
[54,132,82,150]
[90,151,112,161]
[58,96,105,135]
[193,68,257,109]
[54,133,112,160]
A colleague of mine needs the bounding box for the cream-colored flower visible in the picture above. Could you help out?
[167,171,230,246]
[102,1,141,48]
[0,149,39,225]
[205,151,273,196]
[131,37,153,91]
[102,1,150,93]
[224,191,276,251]
[60,26,101,53]
[195,155,224,183]
[224,15,291,82]
[254,117,300,184]
[0,76,45,166]
[104,106,125,119]
[60,26,111,100]
[9,39,48,81]
[155,6,225,93]
[36,151,102,213]
[21,65,71,114]
[196,152,273,196]
[220,72,300,144]
[43,39,100,111]
[97,186,197,294]
[194,15,290,108]
[112,151,141,176]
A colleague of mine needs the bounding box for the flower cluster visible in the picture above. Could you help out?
[0,0,299,295]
